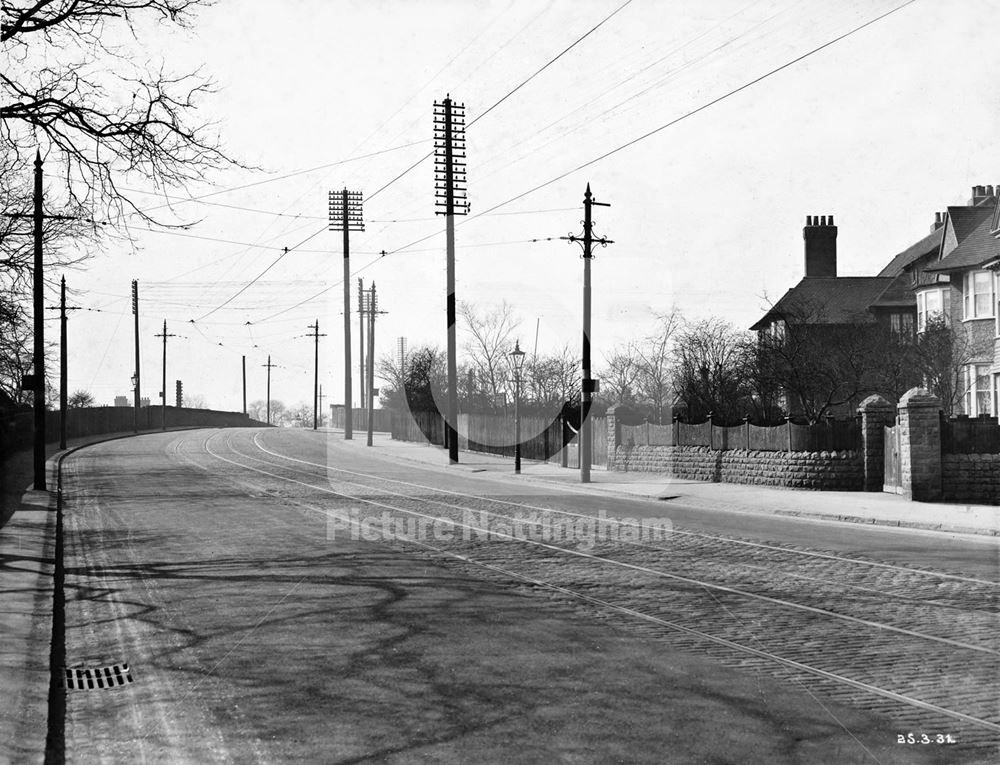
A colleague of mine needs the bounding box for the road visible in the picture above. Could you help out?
[57,428,1000,763]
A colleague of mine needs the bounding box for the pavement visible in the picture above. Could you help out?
[325,429,1000,539]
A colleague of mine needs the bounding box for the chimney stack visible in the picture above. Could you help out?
[970,185,995,205]
[803,214,837,278]
[931,211,947,233]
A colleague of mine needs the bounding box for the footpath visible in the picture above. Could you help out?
[327,429,1000,540]
[0,427,216,763]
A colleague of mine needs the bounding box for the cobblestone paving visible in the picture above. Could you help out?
[201,431,1000,760]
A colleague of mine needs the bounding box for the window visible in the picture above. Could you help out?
[916,288,950,332]
[964,364,992,416]
[963,270,995,319]
[995,272,1000,336]
[889,312,915,341]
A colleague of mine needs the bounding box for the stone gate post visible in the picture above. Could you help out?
[897,387,942,501]
[857,394,895,492]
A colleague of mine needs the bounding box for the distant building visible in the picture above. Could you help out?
[114,396,151,407]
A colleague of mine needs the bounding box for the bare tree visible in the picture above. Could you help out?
[525,344,579,410]
[913,315,974,415]
[600,343,641,404]
[459,301,520,410]
[1,0,239,225]
[672,317,753,424]
[634,308,680,423]
[1,1,240,414]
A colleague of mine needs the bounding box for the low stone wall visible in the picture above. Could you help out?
[614,445,863,490]
[942,454,1000,504]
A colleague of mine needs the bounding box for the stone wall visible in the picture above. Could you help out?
[613,445,863,490]
[942,454,1000,504]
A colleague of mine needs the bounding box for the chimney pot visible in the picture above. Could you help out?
[828,214,834,226]
[988,185,995,197]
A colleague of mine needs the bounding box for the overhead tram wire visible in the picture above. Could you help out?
[155,0,641,323]
[134,139,430,215]
[360,0,639,208]
[381,0,919,257]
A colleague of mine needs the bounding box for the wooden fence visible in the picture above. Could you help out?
[620,417,860,453]
[941,414,1000,454]
[390,409,607,467]
[328,406,393,433]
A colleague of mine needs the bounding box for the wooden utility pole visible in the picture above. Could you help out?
[366,283,384,447]
[434,95,469,464]
[329,189,364,438]
[32,152,46,489]
[49,276,80,450]
[306,320,326,431]
[562,184,612,483]
[154,320,177,431]
[132,280,141,432]
[242,355,246,415]
[358,278,365,410]
[262,355,276,425]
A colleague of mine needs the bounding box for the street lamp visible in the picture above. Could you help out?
[508,340,526,474]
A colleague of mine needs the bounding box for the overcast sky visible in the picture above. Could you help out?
[61,0,1000,412]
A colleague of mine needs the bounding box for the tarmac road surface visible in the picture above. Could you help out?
[56,428,999,763]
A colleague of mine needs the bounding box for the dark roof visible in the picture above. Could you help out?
[925,204,1000,273]
[868,273,917,309]
[750,277,895,331]
[876,227,943,277]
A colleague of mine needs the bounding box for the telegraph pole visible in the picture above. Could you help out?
[154,320,177,431]
[242,355,247,415]
[262,355,276,425]
[306,320,326,431]
[329,188,364,438]
[48,276,80,450]
[31,151,45,488]
[561,184,613,483]
[132,280,141,433]
[366,283,386,447]
[434,94,469,464]
[358,278,366,411]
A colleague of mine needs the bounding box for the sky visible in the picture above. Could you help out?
[56,0,1000,413]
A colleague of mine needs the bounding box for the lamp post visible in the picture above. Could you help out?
[509,340,526,474]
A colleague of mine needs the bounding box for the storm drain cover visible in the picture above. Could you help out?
[64,663,133,690]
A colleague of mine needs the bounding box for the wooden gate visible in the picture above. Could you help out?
[883,424,902,494]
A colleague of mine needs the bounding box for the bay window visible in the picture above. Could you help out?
[963,270,995,319]
[916,288,950,332]
[964,364,992,416]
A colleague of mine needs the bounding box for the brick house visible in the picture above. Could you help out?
[752,185,1000,417]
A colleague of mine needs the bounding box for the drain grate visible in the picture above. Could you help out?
[64,663,133,690]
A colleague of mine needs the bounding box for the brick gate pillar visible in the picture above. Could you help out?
[897,387,943,501]
[857,394,895,492]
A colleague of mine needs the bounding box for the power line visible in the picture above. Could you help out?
[468,0,634,128]
[460,0,920,220]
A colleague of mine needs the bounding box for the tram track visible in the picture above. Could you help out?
[175,428,1000,751]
